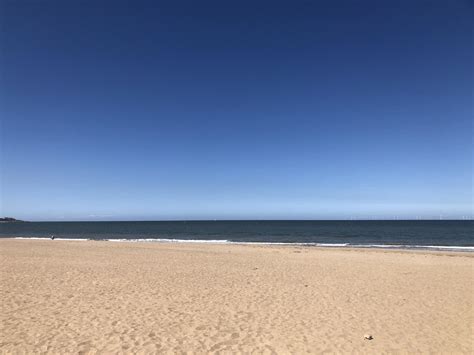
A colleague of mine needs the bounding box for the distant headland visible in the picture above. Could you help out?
[0,217,25,223]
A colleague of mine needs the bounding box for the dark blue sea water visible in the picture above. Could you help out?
[0,220,472,250]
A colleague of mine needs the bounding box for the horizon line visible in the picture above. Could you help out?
[6,218,473,223]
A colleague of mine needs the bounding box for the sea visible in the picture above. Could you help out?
[0,220,472,251]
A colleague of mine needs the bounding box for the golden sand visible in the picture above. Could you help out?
[0,239,472,353]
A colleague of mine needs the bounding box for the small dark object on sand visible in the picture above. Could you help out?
[51,235,55,240]
[364,334,373,340]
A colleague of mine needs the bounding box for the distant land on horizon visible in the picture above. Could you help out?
[0,217,25,223]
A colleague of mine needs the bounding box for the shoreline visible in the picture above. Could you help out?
[4,236,474,253]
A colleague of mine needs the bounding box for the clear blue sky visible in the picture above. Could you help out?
[1,0,472,221]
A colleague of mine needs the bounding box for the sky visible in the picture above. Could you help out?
[0,0,472,221]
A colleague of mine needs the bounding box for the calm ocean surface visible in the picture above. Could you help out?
[0,220,472,250]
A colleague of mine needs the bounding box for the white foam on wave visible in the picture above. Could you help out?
[351,244,474,251]
[106,239,349,247]
[14,237,88,241]
[105,239,473,251]
[9,237,473,251]
[107,238,230,243]
[315,243,349,247]
[106,239,321,246]
[417,245,474,251]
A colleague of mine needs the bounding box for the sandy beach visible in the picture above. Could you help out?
[0,239,472,353]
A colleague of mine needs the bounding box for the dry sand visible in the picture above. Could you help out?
[0,239,472,353]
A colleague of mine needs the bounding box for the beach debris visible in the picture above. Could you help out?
[364,334,373,340]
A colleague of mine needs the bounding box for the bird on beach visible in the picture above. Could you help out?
[51,235,55,240]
